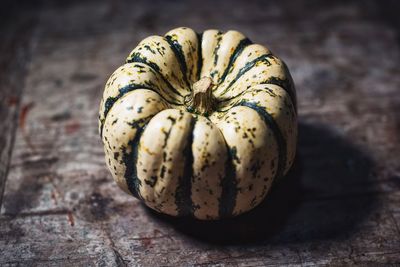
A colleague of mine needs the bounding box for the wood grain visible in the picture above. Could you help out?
[1,0,400,266]
[0,9,38,207]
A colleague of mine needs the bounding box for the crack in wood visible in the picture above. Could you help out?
[0,13,40,207]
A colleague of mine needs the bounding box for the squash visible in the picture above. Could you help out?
[99,27,297,220]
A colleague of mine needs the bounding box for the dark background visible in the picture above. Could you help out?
[0,0,400,265]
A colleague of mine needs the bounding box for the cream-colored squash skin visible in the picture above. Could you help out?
[200,29,222,80]
[191,116,227,219]
[209,106,279,216]
[99,62,182,135]
[102,90,168,194]
[126,36,189,95]
[136,109,194,216]
[165,27,199,85]
[201,30,247,84]
[239,85,297,174]
[214,44,272,96]
[136,111,228,219]
[99,27,297,220]
[215,84,297,176]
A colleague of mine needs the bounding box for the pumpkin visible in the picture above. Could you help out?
[99,27,297,220]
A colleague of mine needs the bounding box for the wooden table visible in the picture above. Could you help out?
[1,0,400,265]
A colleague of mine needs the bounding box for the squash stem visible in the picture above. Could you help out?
[185,77,216,116]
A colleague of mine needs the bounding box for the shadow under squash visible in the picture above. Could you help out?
[146,121,377,245]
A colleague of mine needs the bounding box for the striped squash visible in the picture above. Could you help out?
[99,27,297,220]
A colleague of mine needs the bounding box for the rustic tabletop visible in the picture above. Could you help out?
[1,0,400,266]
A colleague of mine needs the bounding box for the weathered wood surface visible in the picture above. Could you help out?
[1,0,400,266]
